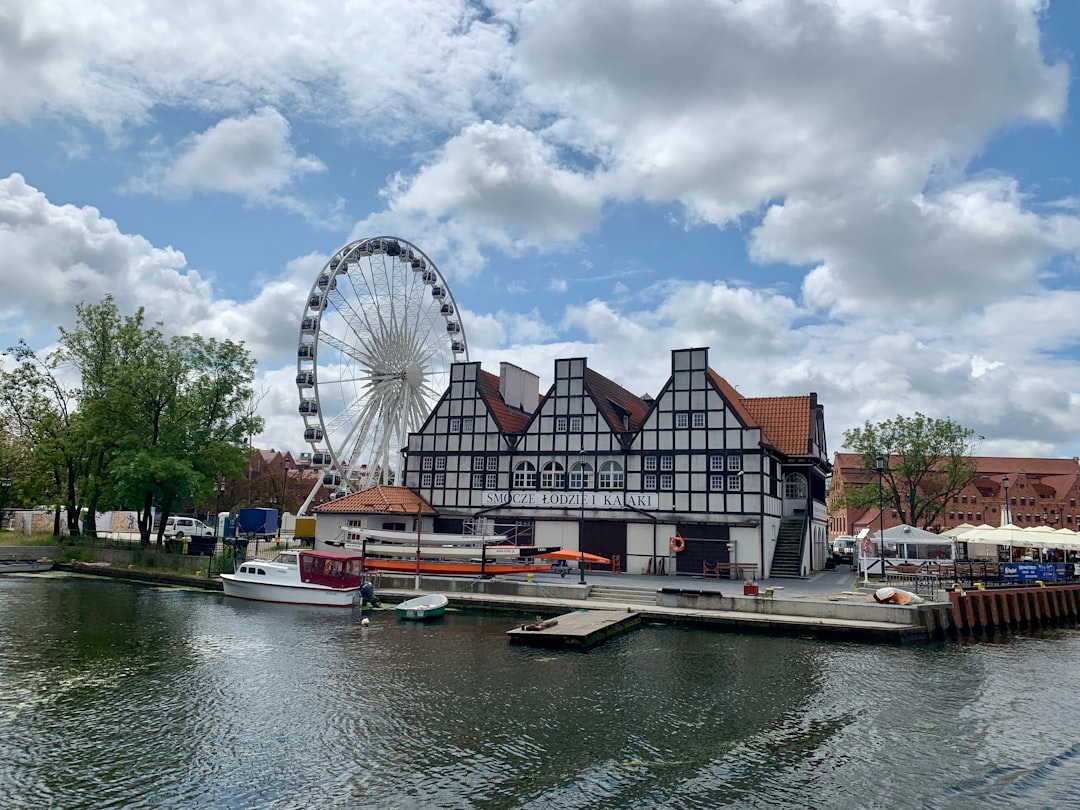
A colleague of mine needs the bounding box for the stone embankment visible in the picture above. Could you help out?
[18,547,1078,643]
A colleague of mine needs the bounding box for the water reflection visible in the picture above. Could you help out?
[2,575,1079,808]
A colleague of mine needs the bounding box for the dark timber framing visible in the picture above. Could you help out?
[404,348,831,578]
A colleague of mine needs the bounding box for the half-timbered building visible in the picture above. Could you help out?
[400,347,831,578]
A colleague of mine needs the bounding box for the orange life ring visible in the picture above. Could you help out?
[670,535,686,553]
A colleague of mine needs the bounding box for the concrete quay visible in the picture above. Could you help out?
[366,568,948,644]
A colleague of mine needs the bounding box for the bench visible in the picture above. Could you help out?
[702,561,758,580]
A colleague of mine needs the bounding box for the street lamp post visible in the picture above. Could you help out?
[281,460,291,516]
[876,455,886,581]
[579,449,587,586]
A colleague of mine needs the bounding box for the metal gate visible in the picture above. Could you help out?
[674,523,731,576]
[582,520,626,573]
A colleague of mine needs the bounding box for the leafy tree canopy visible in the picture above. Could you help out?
[836,412,983,530]
[3,296,263,543]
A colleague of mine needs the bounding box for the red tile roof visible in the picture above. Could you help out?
[313,485,436,515]
[706,370,815,457]
[585,368,651,433]
[742,395,813,456]
[477,370,532,433]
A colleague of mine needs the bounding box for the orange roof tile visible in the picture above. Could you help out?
[742,395,812,456]
[313,485,436,515]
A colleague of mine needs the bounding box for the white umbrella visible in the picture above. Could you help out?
[942,523,976,538]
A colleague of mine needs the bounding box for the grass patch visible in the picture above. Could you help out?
[0,533,62,547]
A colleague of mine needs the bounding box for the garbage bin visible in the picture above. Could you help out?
[743,582,759,596]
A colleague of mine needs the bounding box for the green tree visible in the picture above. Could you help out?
[5,296,264,545]
[0,340,93,536]
[102,328,262,546]
[836,413,982,530]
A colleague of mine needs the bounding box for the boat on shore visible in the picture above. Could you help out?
[395,593,449,620]
[220,549,372,607]
[339,528,556,577]
[0,558,54,574]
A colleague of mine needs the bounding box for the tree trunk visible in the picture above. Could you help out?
[138,491,154,547]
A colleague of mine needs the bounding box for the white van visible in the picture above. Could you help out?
[163,516,214,538]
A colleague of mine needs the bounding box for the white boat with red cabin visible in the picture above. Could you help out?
[220,549,366,607]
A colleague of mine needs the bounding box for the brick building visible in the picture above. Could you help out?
[828,453,1080,539]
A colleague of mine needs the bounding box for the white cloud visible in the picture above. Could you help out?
[758,177,1080,318]
[126,109,334,222]
[0,173,208,345]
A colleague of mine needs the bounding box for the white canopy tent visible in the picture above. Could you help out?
[858,524,954,577]
[951,524,1080,559]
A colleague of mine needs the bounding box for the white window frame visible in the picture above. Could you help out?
[462,417,474,431]
[556,416,568,432]
[692,412,706,429]
[541,461,565,489]
[644,473,657,490]
[486,456,498,471]
[675,413,688,429]
[421,473,432,487]
[660,455,674,471]
[569,416,582,432]
[726,455,742,472]
[599,460,624,490]
[709,455,723,472]
[435,457,446,471]
[513,461,536,489]
[449,417,460,432]
[727,474,742,492]
[660,473,674,490]
[421,457,433,471]
[570,462,594,489]
[783,473,807,500]
[473,456,485,471]
[485,473,497,488]
[645,456,657,471]
[434,473,445,487]
[710,474,724,490]
[472,473,484,488]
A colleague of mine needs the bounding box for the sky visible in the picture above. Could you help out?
[1,0,1079,464]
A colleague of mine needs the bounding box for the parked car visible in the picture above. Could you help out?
[831,537,856,565]
[164,516,214,538]
[163,516,216,556]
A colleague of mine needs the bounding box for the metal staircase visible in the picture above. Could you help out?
[770,516,806,578]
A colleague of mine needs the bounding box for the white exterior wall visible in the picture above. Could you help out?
[534,520,579,550]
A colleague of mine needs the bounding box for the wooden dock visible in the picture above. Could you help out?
[507,609,641,649]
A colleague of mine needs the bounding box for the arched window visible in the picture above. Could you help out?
[569,462,594,489]
[513,461,536,489]
[783,472,807,500]
[598,460,624,490]
[540,461,565,489]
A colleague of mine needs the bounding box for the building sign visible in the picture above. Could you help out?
[482,490,658,510]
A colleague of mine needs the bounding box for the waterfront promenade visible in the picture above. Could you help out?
[42,549,942,643]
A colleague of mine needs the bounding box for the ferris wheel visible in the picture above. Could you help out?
[295,237,468,512]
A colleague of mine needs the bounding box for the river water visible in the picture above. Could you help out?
[2,573,1079,809]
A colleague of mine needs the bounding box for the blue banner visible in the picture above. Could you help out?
[1002,563,1066,582]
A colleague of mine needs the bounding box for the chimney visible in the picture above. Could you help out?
[500,362,540,414]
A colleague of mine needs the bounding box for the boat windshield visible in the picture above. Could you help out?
[272,553,298,565]
[299,553,362,588]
